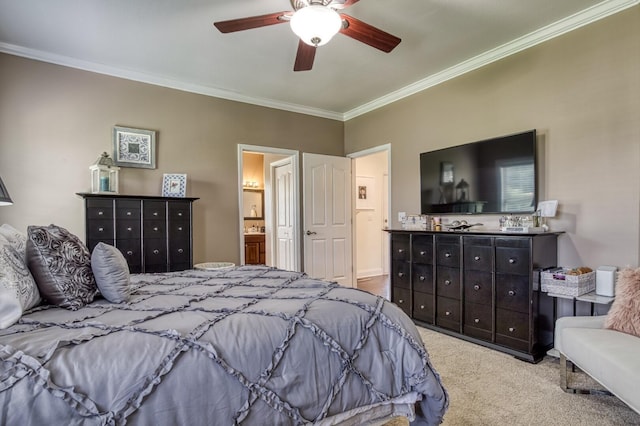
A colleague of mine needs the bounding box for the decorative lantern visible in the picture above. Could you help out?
[456,178,469,201]
[90,152,120,194]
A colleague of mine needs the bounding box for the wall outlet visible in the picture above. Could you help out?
[398,212,406,222]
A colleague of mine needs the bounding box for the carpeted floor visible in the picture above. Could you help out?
[386,327,640,426]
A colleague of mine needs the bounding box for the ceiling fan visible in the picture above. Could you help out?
[213,0,401,71]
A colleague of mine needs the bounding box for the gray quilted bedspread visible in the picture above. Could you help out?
[0,266,448,425]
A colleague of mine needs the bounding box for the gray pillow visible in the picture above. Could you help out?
[91,242,131,303]
[27,224,97,310]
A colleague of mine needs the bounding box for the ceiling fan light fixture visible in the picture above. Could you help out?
[290,5,342,47]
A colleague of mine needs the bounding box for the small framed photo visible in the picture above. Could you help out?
[113,126,157,169]
[356,176,375,210]
[162,174,187,197]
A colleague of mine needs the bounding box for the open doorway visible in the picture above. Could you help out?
[237,145,300,270]
[348,145,391,299]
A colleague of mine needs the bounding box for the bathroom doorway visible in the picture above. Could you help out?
[237,145,300,270]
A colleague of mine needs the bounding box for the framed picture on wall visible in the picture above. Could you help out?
[113,125,157,169]
[162,173,187,197]
[356,176,374,210]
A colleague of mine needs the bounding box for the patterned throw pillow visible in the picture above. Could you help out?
[0,236,41,328]
[27,224,97,310]
[0,224,28,255]
[91,242,131,303]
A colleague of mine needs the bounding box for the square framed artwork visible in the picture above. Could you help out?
[113,126,157,169]
[162,174,187,197]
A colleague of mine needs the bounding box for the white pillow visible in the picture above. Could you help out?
[0,285,22,329]
[0,235,41,328]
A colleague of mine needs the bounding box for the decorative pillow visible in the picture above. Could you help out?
[91,242,131,303]
[604,267,640,338]
[0,236,41,328]
[27,224,97,310]
[0,224,28,256]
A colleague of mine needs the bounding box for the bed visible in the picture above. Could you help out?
[0,225,448,425]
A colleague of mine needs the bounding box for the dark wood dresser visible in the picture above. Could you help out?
[78,193,198,273]
[388,229,560,362]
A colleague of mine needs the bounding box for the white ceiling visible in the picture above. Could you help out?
[0,0,636,121]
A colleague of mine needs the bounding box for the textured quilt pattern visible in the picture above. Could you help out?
[0,266,448,425]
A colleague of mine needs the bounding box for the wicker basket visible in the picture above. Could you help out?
[541,269,595,296]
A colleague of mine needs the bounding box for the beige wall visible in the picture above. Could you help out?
[345,6,640,269]
[0,54,343,264]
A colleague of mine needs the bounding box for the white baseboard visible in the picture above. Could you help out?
[357,268,384,279]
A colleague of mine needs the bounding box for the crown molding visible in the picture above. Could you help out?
[343,0,639,121]
[0,42,343,122]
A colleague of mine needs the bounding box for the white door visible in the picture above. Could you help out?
[303,153,353,287]
[272,158,295,271]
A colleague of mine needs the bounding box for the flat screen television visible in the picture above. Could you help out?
[420,130,537,215]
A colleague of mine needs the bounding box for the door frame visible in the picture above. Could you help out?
[237,144,300,269]
[347,143,392,280]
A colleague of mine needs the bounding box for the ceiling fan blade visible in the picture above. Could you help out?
[294,40,316,72]
[330,0,360,9]
[214,12,291,33]
[339,14,401,53]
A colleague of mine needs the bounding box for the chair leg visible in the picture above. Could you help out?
[559,352,613,396]
[560,353,570,392]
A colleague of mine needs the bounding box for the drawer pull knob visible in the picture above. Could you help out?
[398,272,404,278]
[445,311,451,316]
[508,327,515,333]
[509,258,516,264]
[444,280,451,285]
[178,212,183,216]
[445,252,451,258]
[398,299,404,304]
[153,249,160,255]
[98,227,104,232]
[126,250,133,256]
[420,250,426,256]
[474,255,480,261]
[127,211,132,216]
[419,275,425,281]
[420,305,425,309]
[153,212,159,216]
[178,248,184,253]
[98,211,104,216]
[398,248,404,254]
[127,227,132,231]
[508,290,515,296]
[178,226,183,231]
[474,318,480,323]
[473,284,480,291]
[153,227,159,231]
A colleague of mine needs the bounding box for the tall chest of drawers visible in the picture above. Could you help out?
[388,230,559,362]
[78,193,198,273]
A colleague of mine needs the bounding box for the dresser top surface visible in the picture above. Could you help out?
[385,228,563,237]
[77,192,199,202]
